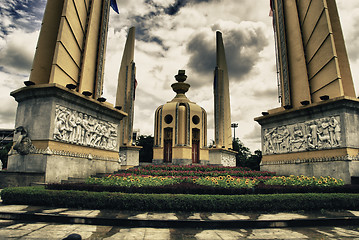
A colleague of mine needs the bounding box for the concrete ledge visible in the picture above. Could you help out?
[0,171,45,188]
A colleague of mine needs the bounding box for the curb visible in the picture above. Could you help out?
[1,211,359,229]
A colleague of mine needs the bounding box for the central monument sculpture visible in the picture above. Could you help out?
[153,70,209,165]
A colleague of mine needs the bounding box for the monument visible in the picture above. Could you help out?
[3,0,135,186]
[255,0,359,183]
[115,27,141,167]
[210,31,236,167]
[153,70,209,165]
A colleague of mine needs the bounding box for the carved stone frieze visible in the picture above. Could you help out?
[222,154,236,167]
[53,105,118,150]
[263,116,341,154]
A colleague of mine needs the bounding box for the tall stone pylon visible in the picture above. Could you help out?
[116,27,136,146]
[256,0,359,183]
[214,31,232,149]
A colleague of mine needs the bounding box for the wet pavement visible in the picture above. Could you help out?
[1,190,359,239]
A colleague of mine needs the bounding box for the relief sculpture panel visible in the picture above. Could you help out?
[263,116,341,154]
[53,105,118,151]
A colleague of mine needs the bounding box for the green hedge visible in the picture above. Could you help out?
[2,187,359,212]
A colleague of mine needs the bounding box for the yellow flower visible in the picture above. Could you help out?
[218,176,224,180]
[230,177,235,181]
[318,181,322,184]
[123,177,127,181]
[226,175,231,178]
[131,179,135,182]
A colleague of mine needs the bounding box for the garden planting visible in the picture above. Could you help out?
[2,164,359,212]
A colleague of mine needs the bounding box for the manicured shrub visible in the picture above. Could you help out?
[2,187,359,212]
[46,182,359,195]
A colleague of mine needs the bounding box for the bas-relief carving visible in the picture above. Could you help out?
[263,116,341,154]
[53,105,118,151]
[222,154,236,167]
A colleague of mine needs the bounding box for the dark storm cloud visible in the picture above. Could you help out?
[121,0,219,49]
[0,42,33,72]
[0,0,46,36]
[128,9,169,51]
[164,0,218,15]
[186,23,269,83]
[187,33,216,74]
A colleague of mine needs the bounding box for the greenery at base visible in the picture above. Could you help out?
[232,138,262,170]
[2,187,359,212]
[0,142,12,169]
[136,135,153,163]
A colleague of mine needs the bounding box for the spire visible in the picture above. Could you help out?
[216,31,228,74]
[116,27,136,146]
[214,31,232,149]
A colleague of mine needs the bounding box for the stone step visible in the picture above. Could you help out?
[30,182,47,186]
[61,177,86,184]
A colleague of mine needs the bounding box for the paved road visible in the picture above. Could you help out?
[1,220,359,239]
[1,192,359,239]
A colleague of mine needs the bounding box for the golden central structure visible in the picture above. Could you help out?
[153,70,209,165]
[256,0,359,183]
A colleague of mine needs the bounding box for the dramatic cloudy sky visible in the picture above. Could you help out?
[0,0,358,152]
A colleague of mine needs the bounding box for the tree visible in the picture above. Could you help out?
[0,142,12,169]
[232,138,262,170]
[136,135,154,162]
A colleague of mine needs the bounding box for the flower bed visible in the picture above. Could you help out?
[264,175,345,187]
[124,165,275,178]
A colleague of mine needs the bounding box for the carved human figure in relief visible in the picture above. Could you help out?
[68,110,77,143]
[329,117,341,146]
[290,126,305,151]
[264,128,275,153]
[306,120,319,149]
[279,126,290,152]
[318,119,331,148]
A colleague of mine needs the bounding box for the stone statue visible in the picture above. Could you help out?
[13,126,35,155]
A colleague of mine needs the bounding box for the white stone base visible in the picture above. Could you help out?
[119,146,141,167]
[8,152,121,183]
[209,149,237,167]
[261,156,359,183]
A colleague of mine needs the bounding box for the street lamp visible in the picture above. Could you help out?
[231,123,238,140]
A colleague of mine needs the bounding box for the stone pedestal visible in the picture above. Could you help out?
[119,146,141,168]
[7,84,127,183]
[209,148,237,167]
[255,97,359,183]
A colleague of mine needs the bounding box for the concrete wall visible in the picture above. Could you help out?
[0,171,45,188]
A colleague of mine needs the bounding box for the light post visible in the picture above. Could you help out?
[231,123,238,141]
